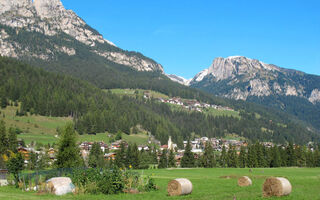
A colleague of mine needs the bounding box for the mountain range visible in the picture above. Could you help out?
[1,0,320,142]
[169,56,320,130]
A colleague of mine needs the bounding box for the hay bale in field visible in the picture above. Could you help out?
[238,176,252,187]
[167,178,192,196]
[263,177,292,197]
[46,177,75,196]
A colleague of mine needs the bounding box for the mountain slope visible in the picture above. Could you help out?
[0,0,163,72]
[190,56,320,130]
[1,56,319,144]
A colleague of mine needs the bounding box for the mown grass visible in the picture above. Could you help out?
[0,168,319,199]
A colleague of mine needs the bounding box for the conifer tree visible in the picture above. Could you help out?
[227,144,238,168]
[295,145,306,167]
[238,146,247,168]
[139,148,150,169]
[168,149,176,168]
[88,142,105,168]
[256,143,266,167]
[181,140,195,168]
[158,149,168,168]
[219,145,227,168]
[306,148,314,167]
[270,146,281,167]
[8,127,18,153]
[7,152,24,187]
[115,142,126,168]
[131,143,140,169]
[201,141,215,168]
[125,144,132,168]
[286,142,297,166]
[313,147,320,167]
[247,144,258,168]
[55,123,82,168]
[149,146,158,165]
[0,120,7,154]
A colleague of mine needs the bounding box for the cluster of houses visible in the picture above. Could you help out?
[11,135,278,168]
[155,96,234,113]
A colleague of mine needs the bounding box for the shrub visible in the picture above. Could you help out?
[70,167,157,195]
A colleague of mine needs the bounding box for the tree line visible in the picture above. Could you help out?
[0,56,318,145]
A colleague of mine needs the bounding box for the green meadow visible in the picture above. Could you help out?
[0,168,319,200]
[0,105,149,145]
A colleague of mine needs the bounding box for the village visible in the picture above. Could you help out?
[15,135,277,168]
[143,91,234,113]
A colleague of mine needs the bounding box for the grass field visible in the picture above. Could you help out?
[78,132,149,145]
[0,105,71,144]
[0,168,319,199]
[108,89,169,99]
[0,106,149,145]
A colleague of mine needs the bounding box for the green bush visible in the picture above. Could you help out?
[70,167,157,195]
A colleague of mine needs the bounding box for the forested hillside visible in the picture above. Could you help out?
[0,57,319,145]
[0,24,226,106]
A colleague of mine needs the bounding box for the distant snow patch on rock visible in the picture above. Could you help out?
[167,74,191,86]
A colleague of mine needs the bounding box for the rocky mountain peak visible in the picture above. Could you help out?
[33,0,65,19]
[0,0,164,72]
[207,56,280,81]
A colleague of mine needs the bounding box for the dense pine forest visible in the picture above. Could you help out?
[0,56,319,145]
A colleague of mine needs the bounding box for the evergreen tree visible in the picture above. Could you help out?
[306,148,314,167]
[247,144,258,168]
[313,147,320,167]
[286,142,297,166]
[295,145,306,167]
[270,146,281,167]
[238,146,247,168]
[158,149,168,168]
[181,140,195,168]
[7,152,24,187]
[139,148,150,169]
[115,142,126,168]
[55,123,82,168]
[150,146,158,165]
[131,143,140,169]
[201,141,216,168]
[8,127,18,153]
[0,120,7,154]
[168,149,176,168]
[219,145,227,168]
[1,97,7,109]
[227,144,238,168]
[28,152,38,170]
[88,142,105,168]
[256,143,266,167]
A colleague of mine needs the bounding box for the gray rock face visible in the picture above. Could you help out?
[0,0,163,72]
[207,56,279,81]
[309,89,320,104]
[190,56,319,103]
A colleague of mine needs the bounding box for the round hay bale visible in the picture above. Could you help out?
[263,177,292,197]
[238,176,252,187]
[167,178,192,196]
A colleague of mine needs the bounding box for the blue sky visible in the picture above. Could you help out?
[62,0,320,79]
